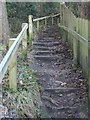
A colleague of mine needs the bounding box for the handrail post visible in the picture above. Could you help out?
[52,16,54,25]
[57,16,60,24]
[9,38,17,91]
[29,15,33,50]
[37,20,39,31]
[22,23,27,59]
[45,18,47,27]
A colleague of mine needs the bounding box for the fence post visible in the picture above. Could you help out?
[22,23,27,59]
[45,18,47,26]
[9,38,17,91]
[52,17,54,25]
[29,15,33,50]
[57,17,59,24]
[37,20,39,31]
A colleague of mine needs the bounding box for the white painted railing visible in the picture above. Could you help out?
[0,23,28,91]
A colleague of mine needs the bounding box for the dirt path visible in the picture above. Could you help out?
[29,25,88,118]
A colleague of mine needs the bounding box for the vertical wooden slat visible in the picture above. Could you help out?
[73,18,79,66]
[9,38,17,91]
[73,36,78,67]
[57,17,59,24]
[52,17,54,25]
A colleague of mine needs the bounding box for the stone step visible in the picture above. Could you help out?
[32,50,55,55]
[44,105,84,118]
[45,105,87,118]
[44,87,81,93]
[33,41,60,47]
[35,39,60,43]
[38,37,54,41]
[44,104,78,111]
[33,46,51,51]
[33,55,59,61]
[35,40,60,43]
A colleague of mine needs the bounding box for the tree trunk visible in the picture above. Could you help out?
[0,0,10,45]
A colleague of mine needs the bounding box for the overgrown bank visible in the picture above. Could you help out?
[2,47,49,118]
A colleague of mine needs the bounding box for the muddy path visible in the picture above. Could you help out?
[29,25,88,118]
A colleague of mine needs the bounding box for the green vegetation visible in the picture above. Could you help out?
[65,2,90,19]
[2,55,45,118]
[17,60,40,118]
[6,2,59,36]
[6,2,39,36]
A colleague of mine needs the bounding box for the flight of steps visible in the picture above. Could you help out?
[30,26,88,118]
[32,39,61,61]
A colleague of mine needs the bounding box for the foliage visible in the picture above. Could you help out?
[6,2,39,36]
[6,2,59,36]
[65,2,80,17]
[65,2,90,19]
[6,2,39,20]
[39,2,59,16]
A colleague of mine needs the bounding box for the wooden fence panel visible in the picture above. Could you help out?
[76,18,89,77]
[59,3,90,80]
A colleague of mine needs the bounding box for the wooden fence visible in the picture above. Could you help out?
[59,4,90,108]
[59,3,90,83]
[0,23,28,91]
